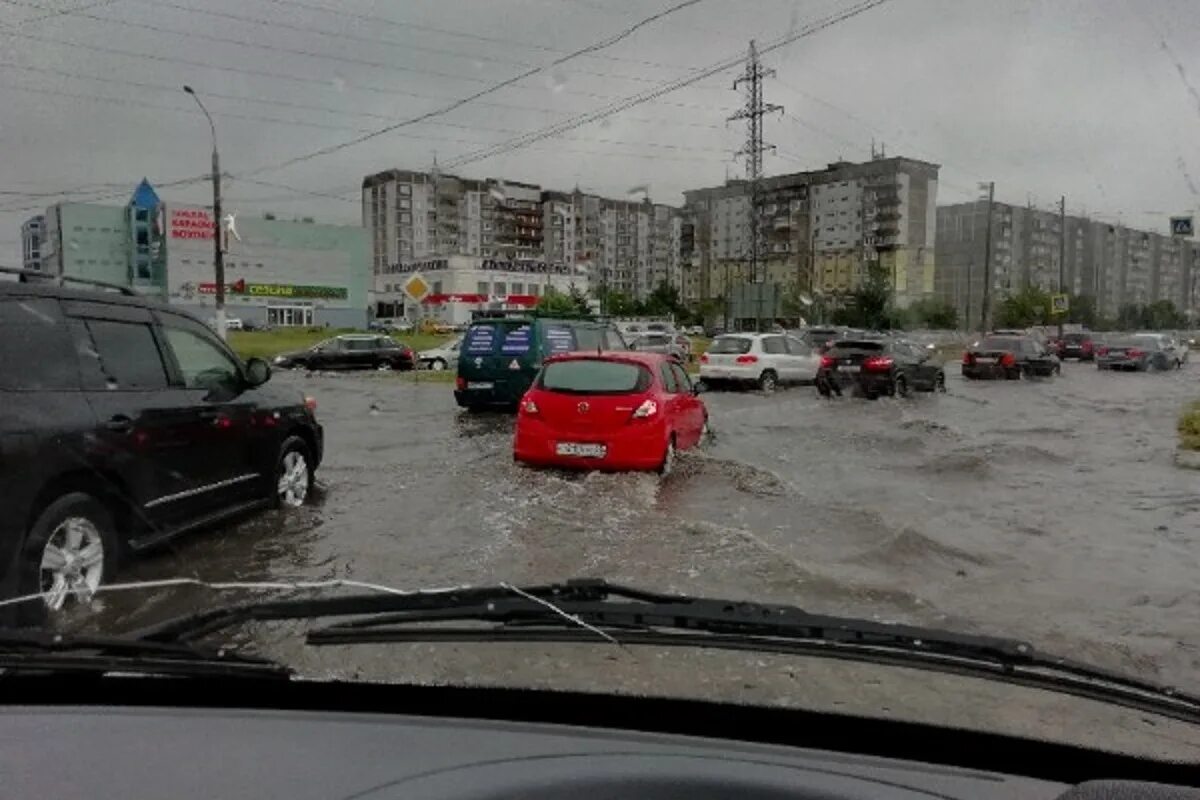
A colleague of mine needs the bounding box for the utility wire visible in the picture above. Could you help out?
[235,0,711,177]
[440,0,890,172]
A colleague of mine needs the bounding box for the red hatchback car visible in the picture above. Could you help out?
[513,352,708,474]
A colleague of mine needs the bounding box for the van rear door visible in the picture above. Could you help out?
[457,319,540,406]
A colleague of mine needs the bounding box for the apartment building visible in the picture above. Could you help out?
[935,201,1200,322]
[682,155,939,324]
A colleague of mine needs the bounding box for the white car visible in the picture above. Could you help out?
[225,317,243,331]
[699,332,821,391]
[418,337,461,370]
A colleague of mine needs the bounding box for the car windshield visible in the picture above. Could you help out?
[538,359,650,394]
[6,0,1200,764]
[708,336,753,354]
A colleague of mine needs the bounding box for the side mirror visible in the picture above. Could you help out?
[244,357,272,387]
[692,381,706,395]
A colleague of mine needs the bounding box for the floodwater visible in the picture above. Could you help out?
[90,360,1200,692]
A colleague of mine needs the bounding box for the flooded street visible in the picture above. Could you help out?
[95,362,1200,688]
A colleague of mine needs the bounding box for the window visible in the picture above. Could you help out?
[432,281,442,294]
[0,299,79,390]
[343,338,376,351]
[659,363,679,393]
[763,336,787,355]
[476,281,489,294]
[81,319,169,389]
[538,360,650,394]
[511,283,523,295]
[162,324,241,390]
[493,282,506,295]
[670,363,692,393]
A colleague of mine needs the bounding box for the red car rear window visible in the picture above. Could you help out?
[538,359,652,395]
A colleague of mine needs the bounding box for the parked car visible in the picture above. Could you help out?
[1055,332,1096,361]
[800,326,854,353]
[417,336,461,371]
[629,332,687,361]
[1096,336,1178,371]
[513,352,706,474]
[455,314,627,411]
[370,317,414,333]
[273,334,415,371]
[698,333,820,392]
[0,277,323,613]
[240,318,271,332]
[962,335,1060,379]
[683,325,705,336]
[816,338,947,398]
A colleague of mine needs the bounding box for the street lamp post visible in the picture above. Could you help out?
[183,85,226,340]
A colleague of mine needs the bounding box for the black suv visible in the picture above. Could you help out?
[0,273,323,614]
[816,337,947,398]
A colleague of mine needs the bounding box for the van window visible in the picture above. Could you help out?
[499,324,534,355]
[464,324,500,355]
[543,323,577,354]
[574,326,605,352]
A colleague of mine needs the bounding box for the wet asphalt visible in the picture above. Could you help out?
[85,359,1200,691]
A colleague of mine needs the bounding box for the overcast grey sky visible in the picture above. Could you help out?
[2,0,1198,262]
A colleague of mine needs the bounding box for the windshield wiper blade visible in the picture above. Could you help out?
[130,579,1200,722]
[0,628,290,680]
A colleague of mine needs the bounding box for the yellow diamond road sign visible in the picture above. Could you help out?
[402,273,430,302]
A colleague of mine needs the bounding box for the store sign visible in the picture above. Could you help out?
[197,280,348,300]
[169,208,216,240]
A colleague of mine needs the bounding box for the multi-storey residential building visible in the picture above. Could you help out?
[935,201,1200,322]
[683,156,939,325]
[20,215,44,272]
[363,170,684,306]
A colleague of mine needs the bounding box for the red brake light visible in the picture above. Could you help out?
[1097,347,1109,356]
[699,353,709,363]
[455,376,466,391]
[819,355,835,368]
[961,351,973,365]
[862,356,893,372]
[735,354,758,364]
[1127,348,1145,358]
[1082,341,1093,352]
[632,399,658,419]
[999,353,1016,367]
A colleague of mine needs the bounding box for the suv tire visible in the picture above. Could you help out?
[758,370,778,393]
[19,492,119,616]
[893,374,910,397]
[275,436,314,508]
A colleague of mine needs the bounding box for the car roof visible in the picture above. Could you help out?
[0,278,167,308]
[713,332,777,339]
[545,350,672,366]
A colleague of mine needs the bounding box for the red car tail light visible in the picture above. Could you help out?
[455,376,466,391]
[631,399,658,419]
[1127,348,1145,358]
[699,353,709,363]
[961,351,974,365]
[1082,341,1093,352]
[999,353,1016,367]
[819,355,835,369]
[862,356,893,372]
[1097,347,1109,356]
[735,354,758,364]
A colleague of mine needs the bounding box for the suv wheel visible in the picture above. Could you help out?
[934,372,947,392]
[893,374,910,397]
[21,493,118,612]
[275,436,314,508]
[758,370,778,393]
[430,358,447,371]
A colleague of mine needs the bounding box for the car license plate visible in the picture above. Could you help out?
[975,357,996,364]
[556,442,606,458]
[840,365,860,373]
[467,381,494,389]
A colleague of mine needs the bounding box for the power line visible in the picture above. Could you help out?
[5,28,726,114]
[0,60,729,133]
[234,0,710,177]
[440,0,890,172]
[0,0,121,29]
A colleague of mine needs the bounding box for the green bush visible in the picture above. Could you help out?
[1178,401,1200,451]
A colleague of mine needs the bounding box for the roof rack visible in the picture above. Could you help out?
[0,265,138,296]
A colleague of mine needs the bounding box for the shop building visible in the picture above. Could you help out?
[29,180,370,327]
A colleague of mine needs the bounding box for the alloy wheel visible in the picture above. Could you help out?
[277,450,310,507]
[431,359,447,371]
[39,516,105,611]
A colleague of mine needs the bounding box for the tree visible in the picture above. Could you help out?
[995,286,1052,328]
[849,261,891,330]
[537,286,590,316]
[1066,294,1097,328]
[643,281,682,317]
[906,297,959,329]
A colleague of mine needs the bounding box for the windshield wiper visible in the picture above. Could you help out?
[0,628,289,680]
[130,579,1200,723]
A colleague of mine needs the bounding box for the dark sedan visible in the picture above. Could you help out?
[1096,337,1175,371]
[1055,332,1096,361]
[273,334,415,371]
[962,335,1060,379]
[816,338,946,398]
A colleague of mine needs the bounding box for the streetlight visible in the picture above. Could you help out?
[183,85,226,339]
